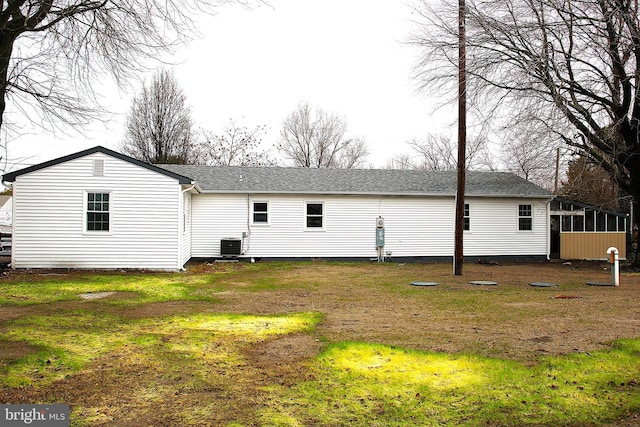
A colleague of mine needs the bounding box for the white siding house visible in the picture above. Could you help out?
[162,163,554,262]
[2,146,554,270]
[2,147,195,270]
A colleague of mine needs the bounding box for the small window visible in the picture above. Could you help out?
[518,204,532,231]
[306,202,323,228]
[463,203,470,231]
[572,215,584,232]
[607,214,617,232]
[562,215,572,232]
[87,192,110,231]
[585,210,595,231]
[618,217,626,232]
[253,202,268,224]
[596,211,606,231]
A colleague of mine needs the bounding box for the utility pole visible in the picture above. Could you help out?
[454,0,467,275]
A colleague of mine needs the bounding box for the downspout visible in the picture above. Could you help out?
[244,194,251,256]
[546,198,552,260]
[178,184,195,271]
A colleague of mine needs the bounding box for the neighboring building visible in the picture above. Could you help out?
[550,198,628,260]
[2,146,554,270]
[0,195,11,234]
[0,195,11,255]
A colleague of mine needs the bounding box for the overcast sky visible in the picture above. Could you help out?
[4,0,457,172]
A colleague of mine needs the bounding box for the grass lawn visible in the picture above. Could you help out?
[0,260,639,426]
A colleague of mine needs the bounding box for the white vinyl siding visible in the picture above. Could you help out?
[190,194,548,258]
[463,198,548,256]
[191,194,248,257]
[11,152,184,270]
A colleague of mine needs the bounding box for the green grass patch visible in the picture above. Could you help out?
[0,310,322,387]
[0,274,219,306]
[264,341,640,426]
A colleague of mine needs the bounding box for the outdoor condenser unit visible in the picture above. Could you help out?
[220,238,242,256]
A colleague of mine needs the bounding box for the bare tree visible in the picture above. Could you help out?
[500,121,564,190]
[413,134,490,171]
[560,156,620,210]
[0,0,256,149]
[200,119,277,166]
[411,0,640,209]
[385,153,415,170]
[121,69,199,164]
[392,134,493,171]
[277,102,369,168]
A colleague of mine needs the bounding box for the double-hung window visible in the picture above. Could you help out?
[253,202,269,224]
[518,204,532,231]
[306,202,324,228]
[463,203,470,231]
[87,192,110,231]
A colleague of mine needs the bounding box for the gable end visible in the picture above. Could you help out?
[2,146,194,184]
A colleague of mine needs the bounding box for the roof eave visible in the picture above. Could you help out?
[196,190,555,198]
[2,146,194,184]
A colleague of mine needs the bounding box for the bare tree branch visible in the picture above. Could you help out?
[120,68,199,164]
[199,118,277,166]
[277,101,370,168]
[411,0,640,210]
[0,0,263,172]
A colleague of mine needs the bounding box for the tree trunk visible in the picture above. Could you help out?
[0,32,16,134]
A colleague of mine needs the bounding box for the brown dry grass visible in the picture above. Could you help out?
[1,260,640,426]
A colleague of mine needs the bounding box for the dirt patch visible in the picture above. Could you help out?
[0,341,39,362]
[1,260,640,425]
[247,333,325,368]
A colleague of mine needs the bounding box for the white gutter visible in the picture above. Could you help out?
[178,183,196,271]
[546,198,552,260]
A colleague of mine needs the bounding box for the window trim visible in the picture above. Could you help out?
[305,201,325,230]
[252,201,270,225]
[463,203,470,231]
[84,191,112,234]
[518,204,533,231]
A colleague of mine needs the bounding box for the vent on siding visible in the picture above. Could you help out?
[220,239,242,256]
[93,159,105,176]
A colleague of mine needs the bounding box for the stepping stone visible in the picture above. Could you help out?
[586,281,615,287]
[79,292,115,300]
[411,281,439,287]
[529,282,558,287]
[469,280,498,286]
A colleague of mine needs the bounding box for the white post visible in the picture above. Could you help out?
[607,247,620,287]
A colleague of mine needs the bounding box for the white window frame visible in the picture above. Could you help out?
[518,204,533,231]
[463,203,470,231]
[305,201,325,230]
[252,201,270,225]
[84,191,112,234]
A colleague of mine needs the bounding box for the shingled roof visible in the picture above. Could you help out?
[158,164,552,198]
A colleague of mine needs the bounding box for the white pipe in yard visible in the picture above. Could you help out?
[607,247,620,287]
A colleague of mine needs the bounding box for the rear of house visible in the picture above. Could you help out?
[2,146,554,270]
[2,147,195,270]
[160,165,553,262]
[185,193,549,261]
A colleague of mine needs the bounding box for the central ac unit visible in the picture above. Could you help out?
[220,238,242,256]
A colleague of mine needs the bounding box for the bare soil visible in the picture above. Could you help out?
[1,260,640,426]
